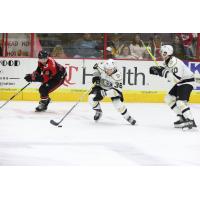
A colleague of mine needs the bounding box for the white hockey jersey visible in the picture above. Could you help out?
[162,56,195,87]
[93,62,123,98]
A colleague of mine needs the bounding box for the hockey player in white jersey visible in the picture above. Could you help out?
[88,59,136,125]
[149,45,197,129]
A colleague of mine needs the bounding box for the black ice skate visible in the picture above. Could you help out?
[127,116,136,125]
[94,109,102,121]
[35,98,51,112]
[174,114,186,128]
[182,118,197,130]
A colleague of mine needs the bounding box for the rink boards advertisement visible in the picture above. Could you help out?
[0,58,200,103]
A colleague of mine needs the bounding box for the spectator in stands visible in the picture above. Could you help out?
[105,46,115,58]
[143,37,155,60]
[177,33,194,59]
[0,40,3,56]
[129,34,146,60]
[51,45,68,58]
[192,33,198,58]
[172,35,185,59]
[117,45,137,59]
[17,49,29,56]
[72,33,101,58]
[196,34,200,59]
[107,34,124,57]
[153,34,163,59]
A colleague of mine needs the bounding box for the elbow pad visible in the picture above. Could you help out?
[92,76,100,85]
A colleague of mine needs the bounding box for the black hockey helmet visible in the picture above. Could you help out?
[38,50,49,59]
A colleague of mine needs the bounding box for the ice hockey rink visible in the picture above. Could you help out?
[0,101,200,166]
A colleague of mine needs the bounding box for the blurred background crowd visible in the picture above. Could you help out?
[0,33,199,60]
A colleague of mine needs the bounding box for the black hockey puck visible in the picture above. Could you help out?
[58,125,62,128]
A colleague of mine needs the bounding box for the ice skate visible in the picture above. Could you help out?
[35,98,51,112]
[182,118,197,130]
[127,116,136,125]
[94,109,102,121]
[174,114,186,128]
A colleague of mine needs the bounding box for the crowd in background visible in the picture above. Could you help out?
[106,33,198,60]
[0,33,199,60]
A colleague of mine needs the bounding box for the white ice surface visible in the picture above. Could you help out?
[0,101,200,166]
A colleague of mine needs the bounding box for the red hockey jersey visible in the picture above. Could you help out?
[34,57,65,83]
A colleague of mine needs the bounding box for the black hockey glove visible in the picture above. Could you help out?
[93,63,99,69]
[93,90,106,101]
[24,74,33,82]
[149,66,165,77]
[92,76,101,85]
[33,74,44,82]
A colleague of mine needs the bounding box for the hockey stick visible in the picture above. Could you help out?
[50,85,93,127]
[0,82,31,109]
[141,40,200,84]
[140,40,160,68]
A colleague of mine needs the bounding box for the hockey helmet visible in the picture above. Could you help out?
[103,59,116,70]
[160,45,173,59]
[38,50,49,59]
[103,59,117,75]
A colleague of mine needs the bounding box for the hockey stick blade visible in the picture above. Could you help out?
[50,119,60,126]
[49,85,94,127]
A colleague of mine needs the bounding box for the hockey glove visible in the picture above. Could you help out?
[92,76,101,85]
[149,66,165,77]
[93,63,99,69]
[24,74,33,82]
[33,73,44,82]
[93,90,106,101]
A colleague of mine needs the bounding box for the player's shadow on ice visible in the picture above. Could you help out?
[90,121,137,127]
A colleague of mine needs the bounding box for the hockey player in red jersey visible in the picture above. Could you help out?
[24,50,67,112]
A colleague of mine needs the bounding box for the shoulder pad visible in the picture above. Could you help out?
[168,57,177,68]
[111,71,122,81]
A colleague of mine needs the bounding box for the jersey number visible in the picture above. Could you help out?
[172,67,178,74]
[114,82,122,89]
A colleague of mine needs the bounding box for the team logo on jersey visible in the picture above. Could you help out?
[101,79,112,87]
[44,64,48,68]
[116,74,120,78]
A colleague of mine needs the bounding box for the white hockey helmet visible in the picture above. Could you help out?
[160,45,173,59]
[103,59,116,72]
[103,59,117,75]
